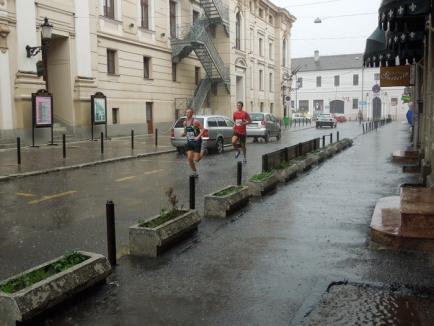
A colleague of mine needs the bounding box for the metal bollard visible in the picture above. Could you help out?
[337,131,340,142]
[155,128,158,147]
[17,137,21,165]
[237,161,242,186]
[322,135,326,148]
[131,129,134,150]
[62,134,66,159]
[106,200,117,267]
[100,132,104,154]
[298,142,303,156]
[330,133,333,144]
[189,175,195,210]
[363,124,365,134]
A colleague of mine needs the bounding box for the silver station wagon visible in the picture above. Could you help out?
[170,115,235,154]
[246,112,281,143]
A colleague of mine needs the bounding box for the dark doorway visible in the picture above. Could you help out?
[330,100,344,114]
[372,97,382,120]
[146,102,153,134]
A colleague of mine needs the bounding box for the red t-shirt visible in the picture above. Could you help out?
[233,111,251,135]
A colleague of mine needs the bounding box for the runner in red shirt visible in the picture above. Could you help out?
[232,101,251,163]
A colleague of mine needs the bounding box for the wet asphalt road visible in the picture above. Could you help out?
[3,121,434,325]
[0,123,361,279]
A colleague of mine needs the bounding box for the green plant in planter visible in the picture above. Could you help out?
[0,251,88,294]
[139,188,185,228]
[213,186,244,197]
[274,161,290,170]
[249,171,273,182]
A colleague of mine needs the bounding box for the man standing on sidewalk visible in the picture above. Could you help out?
[182,108,205,177]
[232,101,251,163]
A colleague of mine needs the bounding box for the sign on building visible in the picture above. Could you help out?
[380,66,411,87]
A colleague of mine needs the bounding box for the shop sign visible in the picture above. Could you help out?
[380,66,411,87]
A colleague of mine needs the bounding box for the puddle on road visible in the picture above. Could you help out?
[302,283,434,325]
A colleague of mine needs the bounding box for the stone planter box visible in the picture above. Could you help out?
[247,173,279,197]
[306,153,320,167]
[0,251,111,326]
[400,185,434,230]
[275,164,298,183]
[204,185,250,218]
[129,209,201,257]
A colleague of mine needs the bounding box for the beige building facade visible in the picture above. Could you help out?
[0,0,294,142]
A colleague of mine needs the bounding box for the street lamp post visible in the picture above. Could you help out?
[26,17,53,91]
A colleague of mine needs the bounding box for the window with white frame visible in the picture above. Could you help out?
[269,42,273,59]
[235,12,241,50]
[316,76,321,87]
[143,56,151,79]
[352,98,359,109]
[282,39,287,67]
[170,1,177,38]
[269,72,273,91]
[258,8,264,18]
[334,75,340,87]
[140,0,149,29]
[269,15,273,25]
[353,74,359,86]
[374,73,380,81]
[259,69,264,90]
[103,0,115,19]
[259,37,264,56]
[107,49,117,75]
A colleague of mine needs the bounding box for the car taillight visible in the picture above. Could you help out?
[171,128,174,137]
[261,120,266,125]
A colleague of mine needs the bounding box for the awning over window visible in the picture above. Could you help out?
[365,0,429,67]
[379,0,430,32]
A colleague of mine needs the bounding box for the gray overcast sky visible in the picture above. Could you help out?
[272,0,382,58]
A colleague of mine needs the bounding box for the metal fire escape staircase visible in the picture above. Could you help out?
[171,0,230,112]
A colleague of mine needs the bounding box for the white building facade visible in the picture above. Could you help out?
[291,52,407,121]
[0,0,294,143]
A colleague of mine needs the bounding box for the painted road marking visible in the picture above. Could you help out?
[28,190,77,205]
[16,192,36,198]
[144,169,164,175]
[115,176,137,182]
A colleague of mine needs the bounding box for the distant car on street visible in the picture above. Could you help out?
[333,113,347,123]
[246,112,281,143]
[316,113,337,128]
[170,115,234,154]
[292,112,311,122]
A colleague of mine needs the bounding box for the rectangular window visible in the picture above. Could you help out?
[291,100,294,109]
[112,108,119,124]
[297,77,303,88]
[212,83,218,96]
[269,15,273,24]
[334,75,340,87]
[140,0,149,29]
[316,76,321,87]
[352,98,359,109]
[269,72,273,91]
[353,74,359,86]
[270,103,274,113]
[313,100,324,111]
[170,1,177,38]
[259,38,263,56]
[391,97,398,106]
[259,70,264,90]
[250,29,254,53]
[258,8,264,18]
[107,49,116,75]
[269,42,273,59]
[260,102,264,112]
[172,63,177,81]
[143,56,151,79]
[104,0,115,19]
[195,66,200,85]
[374,73,380,81]
[299,100,309,112]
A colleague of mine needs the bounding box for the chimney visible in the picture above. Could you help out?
[314,50,320,63]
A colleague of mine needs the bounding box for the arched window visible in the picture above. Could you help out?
[236,12,241,50]
[282,38,287,67]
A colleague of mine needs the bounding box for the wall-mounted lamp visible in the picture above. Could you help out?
[26,17,53,57]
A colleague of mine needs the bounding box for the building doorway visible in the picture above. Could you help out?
[372,97,382,120]
[146,102,153,134]
[330,100,344,114]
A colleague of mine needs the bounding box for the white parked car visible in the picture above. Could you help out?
[316,113,337,128]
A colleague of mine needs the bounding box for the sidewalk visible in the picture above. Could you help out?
[26,121,434,325]
[0,124,314,181]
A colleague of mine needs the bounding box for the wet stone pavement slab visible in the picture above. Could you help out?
[9,122,434,325]
[297,282,434,325]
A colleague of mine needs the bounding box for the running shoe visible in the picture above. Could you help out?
[243,159,247,164]
[192,172,199,178]
[235,150,241,159]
